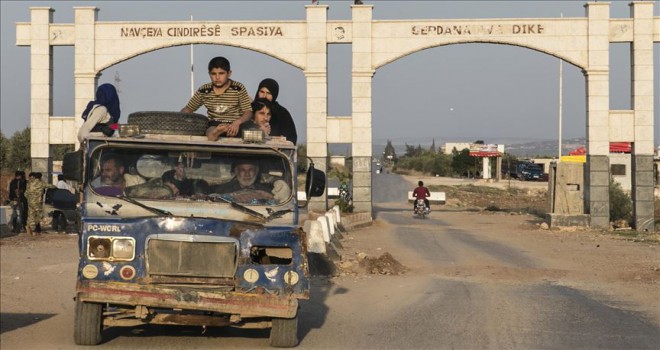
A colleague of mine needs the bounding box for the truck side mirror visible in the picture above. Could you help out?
[63,150,84,182]
[305,160,326,198]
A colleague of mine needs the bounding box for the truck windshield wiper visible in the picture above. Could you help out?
[208,194,267,222]
[116,195,173,217]
[265,208,293,221]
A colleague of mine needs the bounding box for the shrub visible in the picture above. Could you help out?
[609,180,632,224]
[334,198,354,213]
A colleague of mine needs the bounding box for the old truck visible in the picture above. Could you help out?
[63,112,325,347]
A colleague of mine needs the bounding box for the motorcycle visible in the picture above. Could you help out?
[414,198,430,219]
[338,184,352,204]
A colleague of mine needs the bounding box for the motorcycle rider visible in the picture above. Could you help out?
[412,180,430,212]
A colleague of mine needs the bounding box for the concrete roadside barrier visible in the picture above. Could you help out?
[316,216,330,243]
[324,212,336,237]
[331,206,340,223]
[304,220,325,255]
[305,210,372,276]
[317,216,341,261]
[338,212,372,230]
[304,219,337,276]
[325,211,344,239]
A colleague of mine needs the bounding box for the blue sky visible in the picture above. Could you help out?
[1,1,658,147]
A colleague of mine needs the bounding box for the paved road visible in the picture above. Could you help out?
[1,173,658,349]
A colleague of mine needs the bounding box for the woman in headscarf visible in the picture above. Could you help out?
[77,83,121,143]
[254,78,297,144]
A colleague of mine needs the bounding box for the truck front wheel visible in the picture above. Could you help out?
[74,298,103,345]
[269,316,298,348]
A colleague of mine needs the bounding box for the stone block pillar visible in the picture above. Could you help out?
[482,157,491,179]
[351,4,374,213]
[584,2,611,229]
[74,7,100,149]
[305,5,329,213]
[29,7,54,173]
[630,2,655,231]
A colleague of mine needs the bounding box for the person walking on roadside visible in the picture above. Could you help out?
[7,170,27,233]
[25,172,56,236]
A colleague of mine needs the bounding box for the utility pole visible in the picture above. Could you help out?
[557,12,563,163]
[190,15,195,97]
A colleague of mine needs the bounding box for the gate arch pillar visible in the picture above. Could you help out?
[72,7,100,150]
[305,5,329,212]
[351,4,374,213]
[29,7,54,173]
[630,1,655,231]
[584,2,612,229]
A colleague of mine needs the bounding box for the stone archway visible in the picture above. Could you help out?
[16,2,658,230]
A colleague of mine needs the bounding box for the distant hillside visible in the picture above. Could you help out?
[504,138,585,158]
[370,137,586,159]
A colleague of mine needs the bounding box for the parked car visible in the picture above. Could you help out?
[516,162,544,181]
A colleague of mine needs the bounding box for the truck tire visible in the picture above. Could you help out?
[269,316,298,348]
[74,298,103,345]
[127,111,209,136]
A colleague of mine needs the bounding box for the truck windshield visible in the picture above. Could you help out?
[88,147,293,206]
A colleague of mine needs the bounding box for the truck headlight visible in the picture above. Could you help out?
[88,236,135,261]
[112,239,135,260]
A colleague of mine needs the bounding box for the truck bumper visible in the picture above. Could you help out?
[77,281,299,318]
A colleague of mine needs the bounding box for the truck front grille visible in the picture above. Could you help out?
[147,236,238,278]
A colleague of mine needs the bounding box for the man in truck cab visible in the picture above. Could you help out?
[91,154,144,195]
[212,159,290,204]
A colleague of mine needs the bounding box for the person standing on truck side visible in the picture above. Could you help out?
[181,56,252,141]
[8,170,28,233]
[77,83,121,143]
[254,78,297,144]
[25,172,56,236]
[412,180,431,211]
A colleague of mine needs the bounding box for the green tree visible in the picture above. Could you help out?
[383,140,396,160]
[609,179,632,223]
[51,144,75,161]
[429,139,436,153]
[0,132,8,170]
[431,153,453,176]
[451,148,472,176]
[297,143,307,172]
[3,128,31,172]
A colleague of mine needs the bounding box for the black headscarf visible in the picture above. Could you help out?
[254,79,297,144]
[255,78,279,102]
[81,83,121,124]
